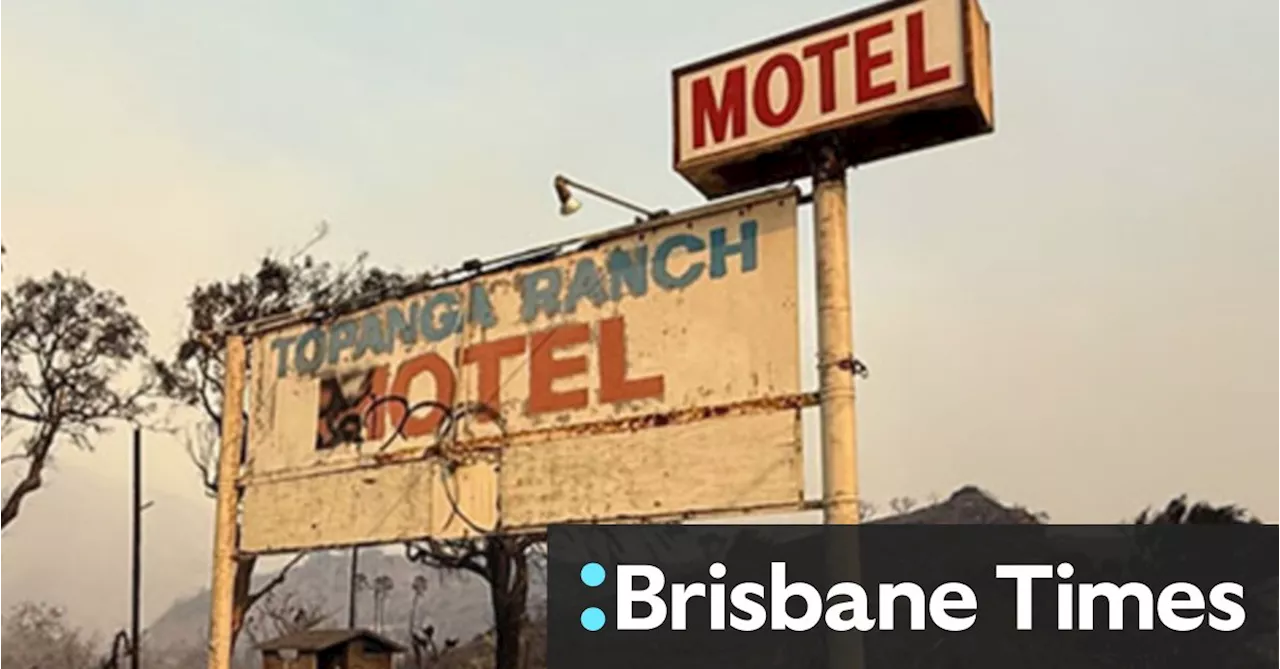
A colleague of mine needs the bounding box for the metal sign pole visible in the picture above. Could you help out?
[812,145,864,669]
[207,335,247,669]
[812,145,859,526]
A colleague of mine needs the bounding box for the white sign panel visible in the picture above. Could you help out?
[673,0,993,197]
[239,188,805,553]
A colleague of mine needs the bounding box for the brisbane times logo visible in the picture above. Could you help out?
[573,561,1248,633]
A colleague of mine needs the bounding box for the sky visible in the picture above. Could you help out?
[2,0,1277,636]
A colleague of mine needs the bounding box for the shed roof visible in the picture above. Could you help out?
[257,628,406,653]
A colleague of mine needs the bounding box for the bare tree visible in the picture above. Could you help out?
[158,251,542,667]
[406,574,463,667]
[372,575,395,632]
[405,534,543,669]
[856,499,878,521]
[1,601,101,669]
[1,272,151,528]
[97,631,133,669]
[1134,495,1260,524]
[154,253,415,645]
[242,591,332,647]
[887,496,919,516]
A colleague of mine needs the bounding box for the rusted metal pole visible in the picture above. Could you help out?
[207,335,247,669]
[812,146,859,526]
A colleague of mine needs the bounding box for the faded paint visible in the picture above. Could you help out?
[238,189,803,553]
[500,410,804,530]
[267,220,761,380]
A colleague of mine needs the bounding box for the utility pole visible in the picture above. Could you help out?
[130,426,142,669]
[348,546,359,628]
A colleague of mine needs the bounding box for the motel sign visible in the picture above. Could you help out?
[673,0,993,198]
[237,189,806,553]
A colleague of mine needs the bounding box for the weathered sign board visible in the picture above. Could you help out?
[238,188,805,553]
[673,0,993,198]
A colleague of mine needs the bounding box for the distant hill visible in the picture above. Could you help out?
[143,546,548,666]
[140,485,1033,666]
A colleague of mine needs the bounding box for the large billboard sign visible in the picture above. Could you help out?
[673,0,993,198]
[238,188,807,554]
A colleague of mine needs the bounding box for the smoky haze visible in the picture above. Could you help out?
[1,0,1276,642]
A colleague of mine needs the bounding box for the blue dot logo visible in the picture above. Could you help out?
[581,607,606,631]
[580,562,606,587]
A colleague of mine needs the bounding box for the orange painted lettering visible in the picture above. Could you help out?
[528,323,590,414]
[597,317,664,404]
[462,335,527,420]
[388,352,456,438]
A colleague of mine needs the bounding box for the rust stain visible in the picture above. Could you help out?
[237,392,818,488]
[468,391,819,448]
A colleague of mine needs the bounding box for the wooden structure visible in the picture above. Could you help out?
[257,629,405,669]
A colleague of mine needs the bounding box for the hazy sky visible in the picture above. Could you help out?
[2,0,1277,635]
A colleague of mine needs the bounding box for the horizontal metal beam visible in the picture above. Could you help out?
[237,391,820,488]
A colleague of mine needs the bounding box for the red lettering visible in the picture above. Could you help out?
[388,353,455,438]
[752,53,804,128]
[854,20,895,104]
[802,35,850,114]
[906,11,951,88]
[598,317,664,404]
[528,324,590,415]
[690,67,747,149]
[363,366,389,442]
[461,335,526,421]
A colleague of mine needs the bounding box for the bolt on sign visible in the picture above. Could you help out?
[672,0,993,198]
[237,188,805,554]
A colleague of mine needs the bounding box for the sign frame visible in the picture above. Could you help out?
[233,186,811,555]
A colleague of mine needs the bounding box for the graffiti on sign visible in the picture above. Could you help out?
[315,369,378,450]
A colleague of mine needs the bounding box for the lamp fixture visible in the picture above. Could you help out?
[552,174,668,223]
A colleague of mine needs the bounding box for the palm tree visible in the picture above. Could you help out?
[352,573,369,627]
[372,575,394,632]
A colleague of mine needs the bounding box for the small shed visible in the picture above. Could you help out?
[257,628,406,669]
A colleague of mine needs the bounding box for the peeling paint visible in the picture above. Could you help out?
[239,190,804,553]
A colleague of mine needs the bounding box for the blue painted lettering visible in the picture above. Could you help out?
[520,267,562,323]
[354,313,388,360]
[295,329,325,375]
[386,304,418,348]
[607,245,648,301]
[709,221,758,279]
[328,320,359,364]
[652,233,706,290]
[421,292,460,342]
[564,258,608,314]
[467,282,497,329]
[272,336,296,378]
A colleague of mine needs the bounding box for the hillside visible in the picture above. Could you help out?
[141,486,1029,666]
[143,547,548,665]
